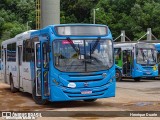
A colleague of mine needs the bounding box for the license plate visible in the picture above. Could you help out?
[81,90,92,94]
[146,72,151,74]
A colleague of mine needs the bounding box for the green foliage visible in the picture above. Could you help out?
[0,0,35,42]
[61,0,160,40]
[0,0,160,42]
[60,0,99,23]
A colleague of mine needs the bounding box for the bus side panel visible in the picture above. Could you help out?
[21,62,32,93]
[132,59,136,77]
[6,57,10,84]
[9,62,18,88]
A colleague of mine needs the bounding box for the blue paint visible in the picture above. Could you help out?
[30,24,115,102]
[115,43,158,79]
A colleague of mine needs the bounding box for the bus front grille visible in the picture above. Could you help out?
[142,67,153,71]
[58,72,111,89]
[62,83,109,98]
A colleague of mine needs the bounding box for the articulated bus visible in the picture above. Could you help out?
[114,42,158,81]
[1,24,115,105]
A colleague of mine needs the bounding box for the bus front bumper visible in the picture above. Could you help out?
[134,70,158,78]
[48,82,116,102]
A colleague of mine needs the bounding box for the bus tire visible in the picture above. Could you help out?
[116,69,122,81]
[10,75,18,93]
[83,99,97,102]
[32,85,48,105]
[134,77,141,82]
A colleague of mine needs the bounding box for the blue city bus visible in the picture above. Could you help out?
[152,42,160,76]
[114,42,158,81]
[140,40,160,77]
[1,24,115,105]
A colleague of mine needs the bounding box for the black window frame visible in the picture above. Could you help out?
[7,43,16,62]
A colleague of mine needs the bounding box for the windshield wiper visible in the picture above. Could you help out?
[66,37,79,54]
[91,37,101,54]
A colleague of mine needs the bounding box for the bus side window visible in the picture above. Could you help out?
[12,43,16,62]
[26,40,32,62]
[23,41,26,62]
[7,43,16,62]
[23,39,32,62]
[36,44,41,68]
[43,42,49,69]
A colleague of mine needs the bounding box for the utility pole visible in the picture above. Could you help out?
[27,21,32,31]
[93,8,99,24]
[121,30,125,42]
[147,28,152,41]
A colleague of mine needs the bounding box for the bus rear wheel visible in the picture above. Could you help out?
[10,75,18,93]
[83,99,97,102]
[116,69,122,81]
[32,85,48,105]
[134,77,141,82]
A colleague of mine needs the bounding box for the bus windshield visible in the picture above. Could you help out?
[136,44,157,65]
[53,39,113,72]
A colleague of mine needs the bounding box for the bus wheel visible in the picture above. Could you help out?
[116,69,122,81]
[83,99,97,102]
[134,77,141,82]
[32,85,48,105]
[10,75,18,93]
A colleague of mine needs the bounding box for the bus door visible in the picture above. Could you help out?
[122,50,132,76]
[34,39,49,99]
[18,46,22,88]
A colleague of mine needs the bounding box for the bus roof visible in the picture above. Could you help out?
[139,40,160,43]
[30,24,110,38]
[114,42,155,48]
[1,30,36,45]
[114,42,136,48]
[49,24,108,27]
[2,24,110,46]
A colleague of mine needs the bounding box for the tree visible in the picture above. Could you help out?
[0,0,35,41]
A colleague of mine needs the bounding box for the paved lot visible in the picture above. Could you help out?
[0,78,160,120]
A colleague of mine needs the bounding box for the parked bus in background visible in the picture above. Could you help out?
[139,40,160,77]
[146,41,160,76]
[154,43,160,76]
[1,24,115,105]
[114,42,158,81]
